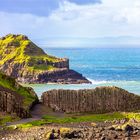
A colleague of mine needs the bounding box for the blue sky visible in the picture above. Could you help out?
[0,0,100,16]
[0,0,140,47]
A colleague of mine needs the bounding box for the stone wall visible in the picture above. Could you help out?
[42,87,140,113]
[0,86,29,118]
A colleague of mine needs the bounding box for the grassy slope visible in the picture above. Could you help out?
[0,72,37,108]
[0,34,60,71]
[42,112,140,124]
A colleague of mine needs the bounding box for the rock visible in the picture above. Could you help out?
[120,118,129,124]
[125,125,133,133]
[107,126,115,130]
[129,118,138,123]
[0,34,91,84]
[101,136,105,140]
[42,87,140,114]
[91,122,97,127]
[0,72,38,118]
[113,134,118,139]
[64,130,84,139]
[0,124,140,140]
[116,128,123,131]
[125,137,131,140]
[133,130,139,135]
[125,132,131,137]
[112,119,120,124]
[95,133,102,138]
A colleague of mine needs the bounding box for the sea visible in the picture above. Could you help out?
[28,47,140,97]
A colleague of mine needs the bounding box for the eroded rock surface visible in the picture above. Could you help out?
[42,87,140,113]
[0,72,38,118]
[0,86,28,118]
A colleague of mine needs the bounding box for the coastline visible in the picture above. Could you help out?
[24,80,140,99]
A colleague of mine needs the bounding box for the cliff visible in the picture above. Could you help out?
[0,34,90,84]
[42,87,140,113]
[0,72,38,118]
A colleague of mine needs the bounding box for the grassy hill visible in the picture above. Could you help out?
[0,34,62,72]
[0,34,89,84]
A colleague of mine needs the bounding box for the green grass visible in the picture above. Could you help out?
[28,65,56,71]
[0,34,61,72]
[42,112,125,123]
[0,116,13,125]
[5,112,140,129]
[0,115,19,126]
[17,120,46,128]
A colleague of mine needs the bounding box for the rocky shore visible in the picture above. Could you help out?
[18,69,91,84]
[0,119,140,140]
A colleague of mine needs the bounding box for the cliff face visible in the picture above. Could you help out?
[0,72,38,118]
[0,34,90,84]
[42,87,140,113]
[0,86,28,118]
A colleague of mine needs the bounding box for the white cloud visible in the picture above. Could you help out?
[48,0,140,37]
[1,0,140,47]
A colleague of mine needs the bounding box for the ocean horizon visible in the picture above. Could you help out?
[27,47,140,97]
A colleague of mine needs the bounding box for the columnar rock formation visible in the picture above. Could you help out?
[42,87,140,113]
[0,86,29,118]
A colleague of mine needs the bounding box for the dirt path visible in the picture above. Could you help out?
[6,103,65,126]
[31,103,65,118]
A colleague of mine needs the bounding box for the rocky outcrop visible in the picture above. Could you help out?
[18,68,90,84]
[0,34,90,84]
[42,87,140,113]
[0,86,29,118]
[0,72,38,118]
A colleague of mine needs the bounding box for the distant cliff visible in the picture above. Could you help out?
[42,87,140,113]
[0,34,90,84]
[0,72,38,118]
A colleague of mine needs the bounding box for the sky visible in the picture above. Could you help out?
[0,0,140,47]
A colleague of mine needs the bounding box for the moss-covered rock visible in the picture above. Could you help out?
[0,71,38,118]
[0,34,90,84]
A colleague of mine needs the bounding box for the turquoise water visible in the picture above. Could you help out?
[29,47,140,97]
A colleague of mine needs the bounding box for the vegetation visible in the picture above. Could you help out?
[42,112,125,123]
[7,112,140,129]
[28,65,55,71]
[0,34,61,72]
[123,112,140,120]
[0,115,19,126]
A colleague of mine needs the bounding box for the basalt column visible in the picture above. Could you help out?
[42,87,140,113]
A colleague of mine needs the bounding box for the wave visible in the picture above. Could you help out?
[87,78,140,85]
[87,78,109,85]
